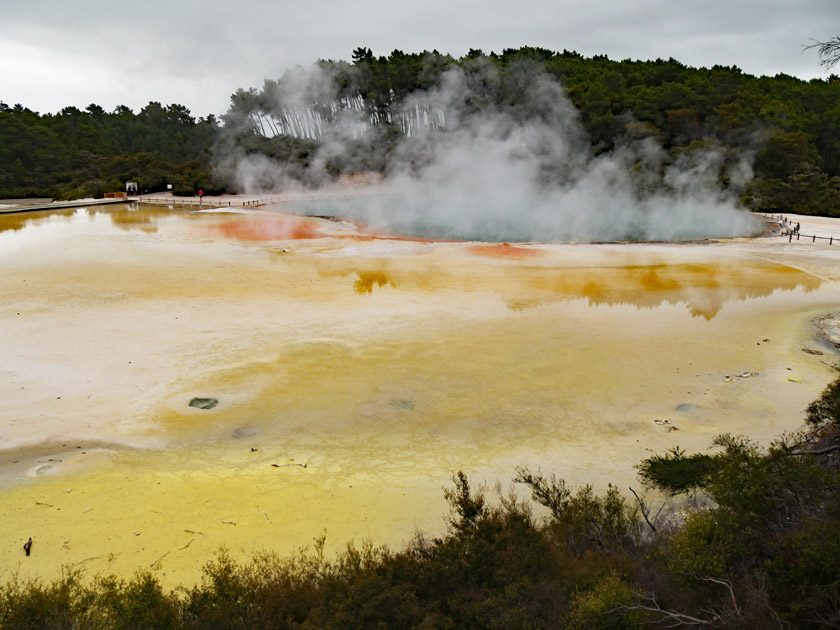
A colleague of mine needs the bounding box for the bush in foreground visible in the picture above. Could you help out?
[2,379,839,629]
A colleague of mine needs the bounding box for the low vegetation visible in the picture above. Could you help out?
[1,378,839,629]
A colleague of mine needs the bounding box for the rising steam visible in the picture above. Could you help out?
[219,58,763,242]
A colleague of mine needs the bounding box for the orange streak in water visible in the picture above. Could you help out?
[205,216,325,241]
[338,234,377,241]
[356,229,462,243]
[468,243,545,259]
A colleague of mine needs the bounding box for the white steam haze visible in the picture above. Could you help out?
[224,60,763,243]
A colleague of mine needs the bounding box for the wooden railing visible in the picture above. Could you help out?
[755,212,838,245]
[136,191,392,209]
[781,228,837,244]
[136,197,269,208]
[137,196,339,209]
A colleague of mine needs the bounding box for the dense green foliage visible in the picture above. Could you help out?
[635,446,719,494]
[2,379,839,629]
[0,102,220,199]
[806,376,840,429]
[3,46,840,210]
[223,47,840,215]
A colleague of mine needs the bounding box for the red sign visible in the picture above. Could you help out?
[198,189,204,196]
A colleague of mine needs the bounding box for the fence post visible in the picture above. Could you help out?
[813,235,816,242]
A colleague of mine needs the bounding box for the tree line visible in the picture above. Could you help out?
[0,102,220,199]
[222,47,840,216]
[3,46,840,215]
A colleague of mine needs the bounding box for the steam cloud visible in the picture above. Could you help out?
[220,59,763,242]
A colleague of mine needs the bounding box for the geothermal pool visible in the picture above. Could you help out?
[0,203,838,587]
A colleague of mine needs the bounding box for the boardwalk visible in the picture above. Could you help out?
[760,212,840,245]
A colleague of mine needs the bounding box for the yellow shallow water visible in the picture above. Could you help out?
[0,204,838,588]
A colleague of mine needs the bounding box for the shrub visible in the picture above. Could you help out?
[635,446,717,494]
[805,377,840,428]
[566,571,642,629]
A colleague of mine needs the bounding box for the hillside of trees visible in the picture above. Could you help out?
[0,102,220,199]
[1,378,838,629]
[2,47,840,214]
[220,47,840,216]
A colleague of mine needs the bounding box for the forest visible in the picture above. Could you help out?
[1,378,838,629]
[0,102,220,199]
[2,46,840,216]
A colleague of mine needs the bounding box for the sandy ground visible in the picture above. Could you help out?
[0,203,838,588]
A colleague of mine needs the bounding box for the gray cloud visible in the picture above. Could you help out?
[1,0,836,117]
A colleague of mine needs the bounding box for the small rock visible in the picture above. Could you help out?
[802,348,824,356]
[189,397,218,410]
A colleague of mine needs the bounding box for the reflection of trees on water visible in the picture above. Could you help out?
[0,206,211,235]
[108,210,159,233]
[1,208,822,321]
[0,208,78,233]
[516,263,823,320]
[313,259,822,321]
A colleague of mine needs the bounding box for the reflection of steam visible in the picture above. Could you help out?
[222,60,762,242]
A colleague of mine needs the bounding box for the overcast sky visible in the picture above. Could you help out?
[1,0,836,119]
